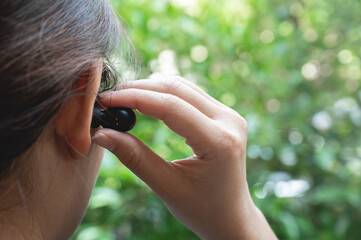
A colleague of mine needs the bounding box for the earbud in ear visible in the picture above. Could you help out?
[91,107,136,132]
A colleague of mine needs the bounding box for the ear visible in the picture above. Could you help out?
[55,63,102,159]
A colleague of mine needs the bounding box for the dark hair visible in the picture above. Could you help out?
[0,0,135,179]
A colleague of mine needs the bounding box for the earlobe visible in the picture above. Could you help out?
[55,65,102,159]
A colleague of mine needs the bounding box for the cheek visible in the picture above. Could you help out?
[58,145,105,238]
[77,145,105,216]
[76,144,104,208]
[87,144,105,186]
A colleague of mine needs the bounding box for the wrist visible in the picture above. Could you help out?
[243,204,278,240]
[200,199,277,240]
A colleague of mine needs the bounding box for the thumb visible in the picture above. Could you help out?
[92,128,173,194]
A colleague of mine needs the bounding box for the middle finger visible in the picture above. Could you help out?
[117,78,224,119]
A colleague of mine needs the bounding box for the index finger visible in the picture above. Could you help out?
[100,88,221,158]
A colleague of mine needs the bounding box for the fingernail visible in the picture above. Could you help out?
[119,81,131,89]
[92,131,116,152]
[98,92,111,102]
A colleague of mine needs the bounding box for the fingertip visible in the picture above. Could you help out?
[92,130,116,152]
[94,128,126,138]
[98,91,114,107]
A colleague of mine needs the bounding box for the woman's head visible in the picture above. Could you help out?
[0,0,130,179]
[0,0,134,237]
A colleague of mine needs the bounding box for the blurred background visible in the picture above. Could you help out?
[71,0,361,239]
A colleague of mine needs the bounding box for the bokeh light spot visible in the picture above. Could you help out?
[290,2,303,17]
[333,97,358,116]
[302,61,320,80]
[191,45,208,63]
[338,49,353,64]
[260,147,274,160]
[266,99,281,113]
[280,148,297,166]
[278,21,294,37]
[260,30,274,44]
[248,145,262,159]
[311,111,333,131]
[220,93,236,107]
[323,31,338,48]
[274,180,309,198]
[288,130,303,145]
[304,28,318,42]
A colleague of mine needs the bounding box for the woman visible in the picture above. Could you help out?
[0,0,277,239]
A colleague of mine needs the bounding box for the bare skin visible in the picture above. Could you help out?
[93,77,277,239]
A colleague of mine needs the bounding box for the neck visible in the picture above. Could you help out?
[0,125,103,240]
[0,181,44,240]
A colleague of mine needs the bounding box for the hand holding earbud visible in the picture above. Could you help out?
[92,77,277,239]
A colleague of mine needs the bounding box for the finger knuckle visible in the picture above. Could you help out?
[226,111,248,133]
[220,130,243,150]
[161,77,183,92]
[171,75,184,81]
[237,115,248,133]
[158,94,185,120]
[162,94,182,109]
[120,147,142,172]
[212,121,246,156]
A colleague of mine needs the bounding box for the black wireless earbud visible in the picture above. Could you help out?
[91,107,136,132]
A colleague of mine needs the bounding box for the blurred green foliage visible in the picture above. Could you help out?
[72,0,361,239]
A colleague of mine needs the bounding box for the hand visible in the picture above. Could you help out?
[92,77,277,239]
